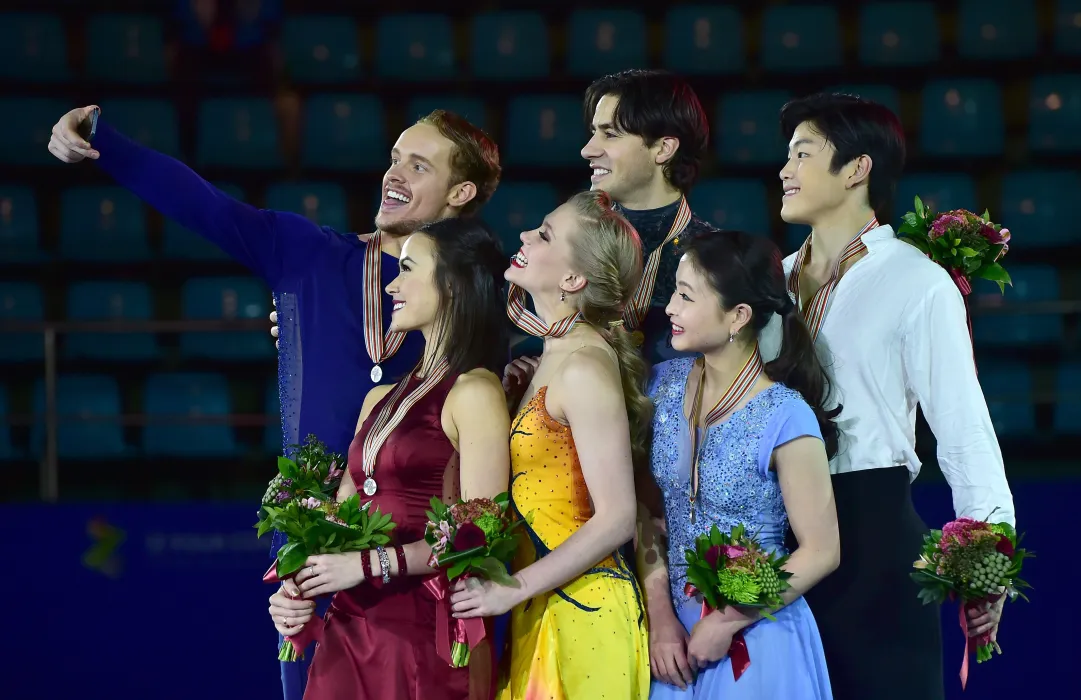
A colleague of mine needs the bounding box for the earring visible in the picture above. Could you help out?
[560,290,566,302]
[728,330,736,343]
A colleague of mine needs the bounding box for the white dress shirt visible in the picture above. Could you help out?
[760,225,1016,526]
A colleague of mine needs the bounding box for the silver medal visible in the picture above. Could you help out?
[363,478,377,496]
[370,365,383,383]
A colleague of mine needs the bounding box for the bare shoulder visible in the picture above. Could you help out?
[554,345,621,395]
[361,384,395,417]
[448,367,505,405]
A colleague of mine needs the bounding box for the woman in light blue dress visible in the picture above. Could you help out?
[639,229,840,699]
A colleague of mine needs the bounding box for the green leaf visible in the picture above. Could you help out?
[914,196,927,219]
[447,559,470,581]
[437,545,487,567]
[977,262,1011,285]
[277,541,308,578]
[487,537,519,562]
[958,247,977,258]
[278,456,300,479]
[473,556,512,583]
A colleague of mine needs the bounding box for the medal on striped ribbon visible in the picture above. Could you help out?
[360,358,451,496]
[363,232,407,383]
[787,217,879,341]
[686,344,765,522]
[622,196,693,344]
[505,283,581,338]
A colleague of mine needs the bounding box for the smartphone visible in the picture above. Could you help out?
[78,107,100,143]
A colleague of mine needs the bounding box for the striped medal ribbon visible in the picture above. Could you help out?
[363,231,407,383]
[506,283,581,338]
[687,344,765,522]
[787,217,878,341]
[622,196,693,344]
[360,358,451,496]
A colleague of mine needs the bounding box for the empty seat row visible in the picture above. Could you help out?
[3,3,1077,84]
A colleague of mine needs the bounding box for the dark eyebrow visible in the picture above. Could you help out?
[788,138,814,152]
[400,256,415,266]
[676,279,694,291]
[390,148,435,169]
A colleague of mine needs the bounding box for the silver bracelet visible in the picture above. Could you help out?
[376,546,391,585]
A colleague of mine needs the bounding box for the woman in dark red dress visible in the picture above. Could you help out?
[267,218,512,699]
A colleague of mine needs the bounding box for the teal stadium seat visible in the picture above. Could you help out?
[827,85,901,116]
[1028,74,1081,153]
[979,364,1036,438]
[760,5,841,73]
[161,183,243,261]
[664,6,745,75]
[958,0,1038,60]
[0,98,71,166]
[893,174,977,222]
[85,14,167,83]
[785,226,811,255]
[0,387,12,461]
[858,2,940,67]
[505,96,585,167]
[920,80,1004,156]
[31,375,128,460]
[196,98,282,169]
[406,97,488,132]
[691,179,770,235]
[0,13,68,82]
[566,10,647,78]
[265,182,349,232]
[0,283,42,363]
[0,186,45,262]
[971,265,1063,347]
[142,373,238,457]
[302,94,385,171]
[1053,364,1081,434]
[180,276,275,360]
[376,14,455,81]
[65,281,158,362]
[470,12,550,80]
[281,16,360,84]
[715,91,793,166]
[1000,170,1081,248]
[97,99,181,158]
[484,182,561,254]
[60,186,150,261]
[265,376,282,454]
[1055,0,1081,55]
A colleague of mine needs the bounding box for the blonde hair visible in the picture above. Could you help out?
[565,191,654,474]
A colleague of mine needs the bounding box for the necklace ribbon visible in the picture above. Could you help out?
[506,283,581,338]
[363,231,407,382]
[622,196,693,334]
[787,217,878,341]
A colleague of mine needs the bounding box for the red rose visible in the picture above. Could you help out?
[995,535,1015,558]
[453,522,487,551]
[703,545,724,569]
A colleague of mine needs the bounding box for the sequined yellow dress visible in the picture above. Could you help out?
[499,387,650,700]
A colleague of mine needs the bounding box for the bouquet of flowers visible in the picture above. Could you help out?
[683,524,793,680]
[256,435,397,661]
[422,493,525,667]
[911,516,1032,688]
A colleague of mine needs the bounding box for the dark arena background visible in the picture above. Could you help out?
[1,1,1075,697]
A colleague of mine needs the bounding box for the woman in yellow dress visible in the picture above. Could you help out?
[450,191,652,699]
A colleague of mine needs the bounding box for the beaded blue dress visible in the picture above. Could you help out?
[647,357,833,699]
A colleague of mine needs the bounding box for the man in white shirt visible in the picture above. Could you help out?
[761,93,1015,700]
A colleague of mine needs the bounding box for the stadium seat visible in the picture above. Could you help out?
[97,99,181,158]
[858,2,940,67]
[0,283,43,362]
[893,173,978,221]
[504,95,586,167]
[85,14,167,83]
[958,0,1038,60]
[375,14,455,81]
[566,10,648,77]
[281,16,360,84]
[265,182,349,232]
[180,277,275,360]
[470,12,550,80]
[60,186,150,261]
[483,182,561,253]
[663,6,745,75]
[1053,363,1081,434]
[0,386,12,461]
[979,363,1036,438]
[691,179,771,235]
[0,186,45,262]
[826,85,901,116]
[196,98,282,169]
[161,183,244,261]
[1055,0,1081,55]
[1028,74,1081,153]
[265,376,282,454]
[65,281,159,361]
[0,13,68,82]
[30,375,128,460]
[406,97,488,132]
[971,265,1063,347]
[142,373,238,457]
[760,5,841,72]
[175,0,281,48]
[999,170,1081,248]
[784,225,810,255]
[920,79,1004,156]
[0,98,71,166]
[302,94,385,171]
[715,91,793,166]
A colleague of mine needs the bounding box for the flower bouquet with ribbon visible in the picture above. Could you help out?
[683,523,792,680]
[911,516,1032,689]
[256,436,397,661]
[423,492,526,667]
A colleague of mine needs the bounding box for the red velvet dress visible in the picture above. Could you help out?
[304,372,469,700]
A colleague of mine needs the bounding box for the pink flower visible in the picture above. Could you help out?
[930,213,965,240]
[940,517,990,553]
[300,496,321,509]
[722,545,749,559]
